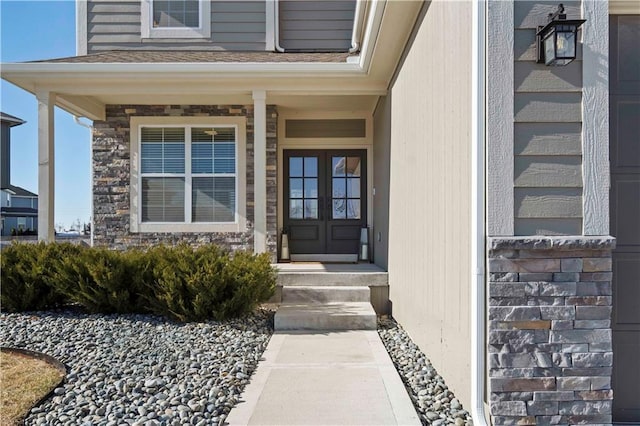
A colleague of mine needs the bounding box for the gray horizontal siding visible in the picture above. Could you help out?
[212,2,265,13]
[514,188,583,218]
[514,62,582,92]
[514,156,582,187]
[514,93,582,123]
[89,13,140,24]
[515,218,583,236]
[89,23,141,33]
[279,1,355,52]
[88,2,139,13]
[87,0,266,53]
[514,1,581,29]
[512,1,584,236]
[514,123,582,156]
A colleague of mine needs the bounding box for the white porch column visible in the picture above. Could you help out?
[36,90,56,242]
[253,90,267,253]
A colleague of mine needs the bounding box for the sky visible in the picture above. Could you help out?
[1,0,91,229]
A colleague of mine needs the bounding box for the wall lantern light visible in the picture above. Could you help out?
[536,4,585,66]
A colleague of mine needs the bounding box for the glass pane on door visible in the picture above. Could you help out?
[331,155,361,220]
[288,156,319,220]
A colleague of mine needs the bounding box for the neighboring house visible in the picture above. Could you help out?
[0,112,38,236]
[1,0,638,424]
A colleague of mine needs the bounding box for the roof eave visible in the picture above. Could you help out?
[0,60,386,121]
[0,60,365,76]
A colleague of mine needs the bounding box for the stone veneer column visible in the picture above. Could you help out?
[488,236,615,425]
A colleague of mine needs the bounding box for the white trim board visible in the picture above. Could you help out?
[76,0,87,56]
[486,0,514,236]
[265,0,276,51]
[582,0,610,236]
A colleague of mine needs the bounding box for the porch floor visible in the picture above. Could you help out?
[225,330,420,425]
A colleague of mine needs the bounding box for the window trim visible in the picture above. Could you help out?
[130,116,247,233]
[141,0,211,39]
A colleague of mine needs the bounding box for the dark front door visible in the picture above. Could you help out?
[610,14,640,423]
[284,149,367,256]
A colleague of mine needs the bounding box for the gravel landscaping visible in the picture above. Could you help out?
[2,309,472,425]
[0,309,274,426]
[378,317,473,426]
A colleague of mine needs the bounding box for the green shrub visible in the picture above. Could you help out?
[0,243,80,312]
[52,247,147,314]
[144,245,276,322]
[216,251,276,320]
[1,242,276,321]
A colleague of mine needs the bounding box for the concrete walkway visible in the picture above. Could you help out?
[226,330,420,425]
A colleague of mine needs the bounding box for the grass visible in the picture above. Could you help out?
[0,350,64,426]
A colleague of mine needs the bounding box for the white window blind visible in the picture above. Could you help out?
[140,125,237,224]
[142,177,185,222]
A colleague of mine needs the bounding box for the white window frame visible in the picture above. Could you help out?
[130,116,247,233]
[141,0,211,39]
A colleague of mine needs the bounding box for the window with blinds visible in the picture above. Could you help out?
[139,125,237,223]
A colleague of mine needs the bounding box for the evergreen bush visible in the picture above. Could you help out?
[143,245,276,321]
[0,243,79,312]
[53,247,145,314]
[0,242,276,321]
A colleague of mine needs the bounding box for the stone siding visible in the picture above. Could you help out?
[92,105,277,257]
[488,237,615,426]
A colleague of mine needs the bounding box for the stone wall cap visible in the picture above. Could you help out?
[488,236,616,251]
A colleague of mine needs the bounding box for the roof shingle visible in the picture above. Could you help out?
[31,51,353,64]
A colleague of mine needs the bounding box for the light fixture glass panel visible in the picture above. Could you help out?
[556,31,575,58]
[544,33,556,65]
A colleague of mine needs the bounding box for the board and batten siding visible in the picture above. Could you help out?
[377,0,472,407]
[513,1,584,235]
[278,1,355,51]
[87,1,266,53]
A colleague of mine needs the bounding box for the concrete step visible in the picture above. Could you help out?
[277,272,388,287]
[282,286,371,303]
[274,302,377,331]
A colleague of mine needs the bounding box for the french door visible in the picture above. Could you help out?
[283,149,367,256]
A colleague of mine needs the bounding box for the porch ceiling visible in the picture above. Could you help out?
[1,68,387,120]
